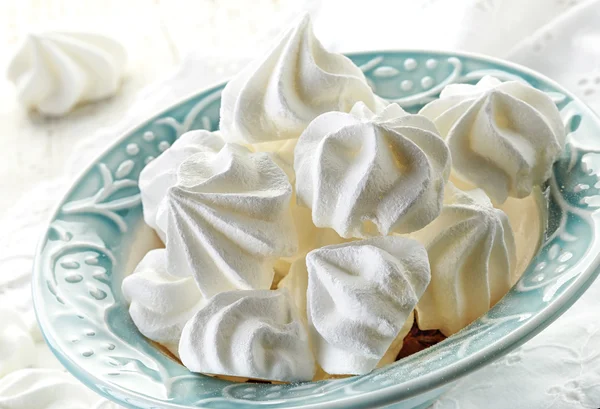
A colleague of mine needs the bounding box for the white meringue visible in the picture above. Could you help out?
[6,32,126,116]
[250,139,298,182]
[279,257,414,376]
[0,307,36,377]
[295,102,451,239]
[278,257,310,319]
[219,14,380,143]
[161,142,297,298]
[121,249,205,356]
[0,369,123,409]
[139,130,225,242]
[412,183,517,336]
[179,289,315,382]
[379,312,414,368]
[419,76,565,203]
[307,237,430,375]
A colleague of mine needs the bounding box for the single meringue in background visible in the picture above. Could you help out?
[179,289,315,382]
[295,101,451,239]
[412,183,517,336]
[219,14,383,144]
[419,76,565,203]
[0,369,124,409]
[121,249,205,356]
[139,130,225,242]
[159,139,298,298]
[306,236,430,375]
[6,31,127,116]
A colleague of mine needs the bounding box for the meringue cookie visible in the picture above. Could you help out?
[139,130,225,242]
[307,237,431,375]
[0,369,123,409]
[0,307,36,377]
[412,183,517,336]
[7,32,126,116]
[121,249,205,356]
[279,257,413,375]
[283,194,349,266]
[278,257,310,319]
[179,289,315,382]
[219,15,380,143]
[295,102,451,239]
[251,139,298,182]
[379,312,414,368]
[161,143,297,298]
[419,76,565,203]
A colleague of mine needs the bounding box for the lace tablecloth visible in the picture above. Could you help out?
[1,1,600,408]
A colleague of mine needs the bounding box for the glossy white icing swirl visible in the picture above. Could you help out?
[295,102,451,238]
[179,289,315,382]
[412,183,517,335]
[121,249,205,356]
[6,32,126,116]
[160,142,297,298]
[0,369,124,409]
[139,130,225,242]
[419,76,565,203]
[219,14,380,143]
[307,237,430,375]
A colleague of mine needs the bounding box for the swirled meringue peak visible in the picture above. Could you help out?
[412,183,517,336]
[307,236,430,375]
[160,142,297,298]
[139,130,225,242]
[179,289,315,382]
[7,32,126,116]
[219,14,380,143]
[121,249,205,356]
[420,76,565,203]
[295,102,451,238]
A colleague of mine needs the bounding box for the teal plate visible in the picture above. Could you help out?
[33,51,600,409]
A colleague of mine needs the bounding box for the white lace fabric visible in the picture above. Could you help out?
[1,1,600,408]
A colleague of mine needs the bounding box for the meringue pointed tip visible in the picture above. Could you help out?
[297,12,312,26]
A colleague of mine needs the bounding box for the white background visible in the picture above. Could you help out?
[1,1,600,408]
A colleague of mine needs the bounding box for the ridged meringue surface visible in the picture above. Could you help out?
[412,183,517,336]
[279,257,414,378]
[7,32,126,116]
[179,289,315,382]
[160,142,297,298]
[139,130,225,242]
[295,102,451,239]
[121,249,205,356]
[307,236,430,375]
[419,76,565,203]
[219,15,380,143]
